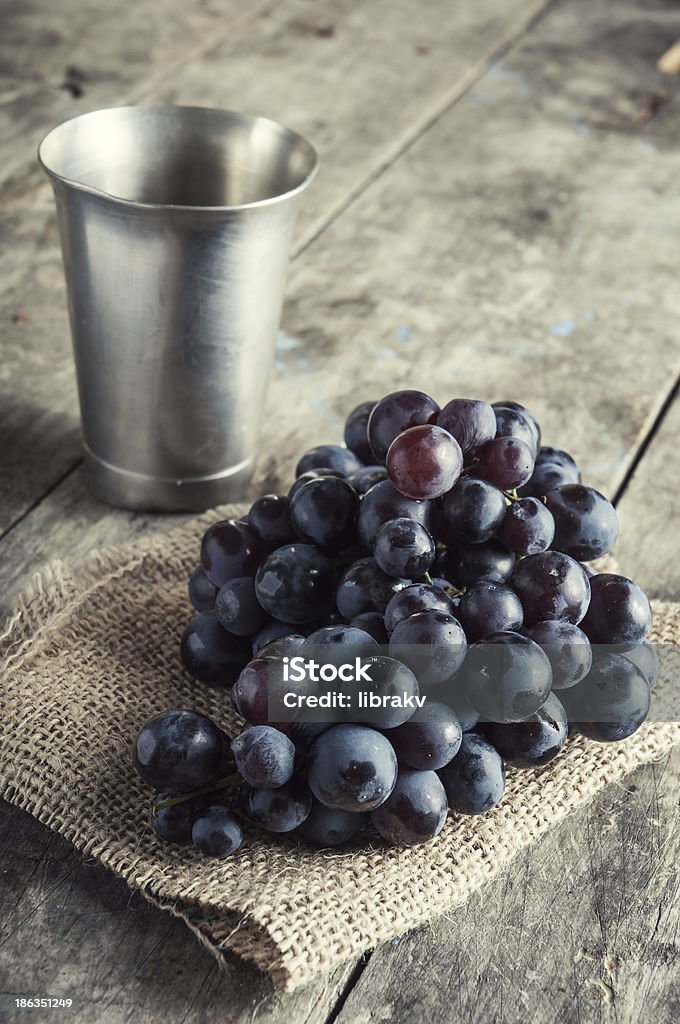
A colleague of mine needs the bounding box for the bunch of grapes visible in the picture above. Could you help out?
[133,391,657,858]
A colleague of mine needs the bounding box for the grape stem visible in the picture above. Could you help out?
[153,774,241,813]
[422,571,433,585]
[503,489,519,501]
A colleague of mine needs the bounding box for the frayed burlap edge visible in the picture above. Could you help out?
[1,508,678,992]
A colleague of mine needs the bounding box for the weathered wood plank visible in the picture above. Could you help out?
[332,749,680,1024]
[0,802,353,1023]
[0,0,550,536]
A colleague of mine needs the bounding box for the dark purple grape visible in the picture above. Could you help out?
[479,692,568,768]
[307,724,398,811]
[336,557,409,619]
[473,436,535,490]
[497,497,555,555]
[384,583,457,635]
[344,400,378,464]
[388,701,462,770]
[289,476,359,551]
[357,478,432,552]
[200,519,265,587]
[461,631,552,723]
[188,567,218,612]
[180,611,251,686]
[248,494,296,547]
[300,624,379,668]
[296,444,362,478]
[367,389,440,463]
[493,404,540,458]
[296,798,367,847]
[579,573,652,650]
[215,577,268,637]
[389,610,467,688]
[353,656,420,729]
[255,544,337,624]
[239,776,312,832]
[151,792,210,845]
[438,733,505,815]
[492,400,541,441]
[524,619,592,689]
[252,620,307,655]
[371,768,448,845]
[448,691,480,732]
[518,461,580,499]
[256,634,306,659]
[347,465,388,495]
[288,467,344,499]
[621,641,659,689]
[350,612,390,644]
[544,484,618,561]
[509,551,591,627]
[386,425,463,500]
[436,398,497,457]
[231,725,295,788]
[435,539,515,589]
[562,651,650,742]
[457,581,524,642]
[374,518,435,579]
[535,446,580,473]
[232,656,302,728]
[440,477,507,544]
[134,709,226,792]
[191,806,243,857]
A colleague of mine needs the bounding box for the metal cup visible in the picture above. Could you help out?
[39,105,318,511]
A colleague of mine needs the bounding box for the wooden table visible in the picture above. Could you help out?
[1,1,679,1020]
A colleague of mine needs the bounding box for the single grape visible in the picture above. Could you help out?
[374,518,435,579]
[344,400,378,464]
[357,478,432,551]
[479,692,568,768]
[288,467,344,499]
[497,497,555,555]
[252,620,308,655]
[518,461,580,499]
[200,519,264,587]
[371,768,448,846]
[544,484,618,561]
[440,477,507,544]
[367,389,440,462]
[215,577,268,637]
[336,557,409,619]
[300,624,379,669]
[461,631,552,723]
[232,656,298,727]
[473,436,535,490]
[296,444,362,478]
[562,651,650,742]
[151,792,209,845]
[384,583,457,635]
[524,619,592,689]
[231,725,295,788]
[307,724,398,812]
[188,567,218,612]
[387,701,462,770]
[253,634,305,660]
[509,550,591,627]
[457,581,524,642]
[180,611,251,686]
[248,494,296,547]
[353,656,420,729]
[190,806,243,857]
[350,612,390,644]
[535,446,580,473]
[386,425,463,500]
[289,476,359,552]
[621,640,659,689]
[239,776,312,831]
[438,733,505,815]
[133,709,226,792]
[579,573,652,650]
[389,610,467,688]
[435,539,515,589]
[296,798,367,847]
[436,398,497,457]
[347,465,388,495]
[255,544,337,624]
[493,404,540,458]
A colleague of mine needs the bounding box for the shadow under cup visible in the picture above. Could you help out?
[39,105,318,511]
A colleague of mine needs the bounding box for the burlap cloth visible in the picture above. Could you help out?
[1,503,678,991]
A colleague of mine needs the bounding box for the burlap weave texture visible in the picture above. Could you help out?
[1,505,678,991]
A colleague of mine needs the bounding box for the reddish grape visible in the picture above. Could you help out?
[367,390,440,462]
[473,436,535,490]
[386,425,463,500]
